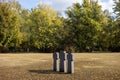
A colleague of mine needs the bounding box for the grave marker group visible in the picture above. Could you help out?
[53,50,74,74]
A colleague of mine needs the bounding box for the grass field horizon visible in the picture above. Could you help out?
[0,53,120,80]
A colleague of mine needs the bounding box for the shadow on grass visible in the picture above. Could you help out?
[29,70,69,74]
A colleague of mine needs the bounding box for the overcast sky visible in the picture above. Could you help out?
[17,0,114,16]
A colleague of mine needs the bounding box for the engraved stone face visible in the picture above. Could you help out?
[53,52,59,71]
[67,53,74,73]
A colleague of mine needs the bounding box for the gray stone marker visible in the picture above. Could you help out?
[63,51,67,73]
[53,52,59,71]
[53,51,74,74]
[59,50,67,73]
[67,53,74,73]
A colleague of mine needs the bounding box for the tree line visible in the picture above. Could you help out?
[0,0,120,53]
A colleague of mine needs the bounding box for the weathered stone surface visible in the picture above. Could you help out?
[59,51,67,72]
[53,52,59,71]
[67,53,74,73]
[53,51,74,74]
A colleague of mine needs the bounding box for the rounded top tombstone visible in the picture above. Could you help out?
[53,52,59,59]
[59,50,67,60]
[67,53,74,61]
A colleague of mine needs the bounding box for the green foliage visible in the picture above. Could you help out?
[29,4,64,51]
[114,0,120,19]
[65,0,106,52]
[0,0,120,52]
[110,0,120,51]
[0,2,23,49]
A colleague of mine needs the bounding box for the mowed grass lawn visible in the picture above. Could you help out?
[0,53,120,80]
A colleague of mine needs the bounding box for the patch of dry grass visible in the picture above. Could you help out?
[0,53,120,80]
[0,53,51,67]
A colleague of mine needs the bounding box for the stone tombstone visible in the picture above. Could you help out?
[59,50,67,72]
[67,52,74,73]
[53,52,59,71]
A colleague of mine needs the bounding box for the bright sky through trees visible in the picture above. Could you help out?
[17,0,114,16]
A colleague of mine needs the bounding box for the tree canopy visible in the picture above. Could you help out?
[0,0,120,52]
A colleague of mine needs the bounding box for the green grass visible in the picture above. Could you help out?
[0,53,120,80]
